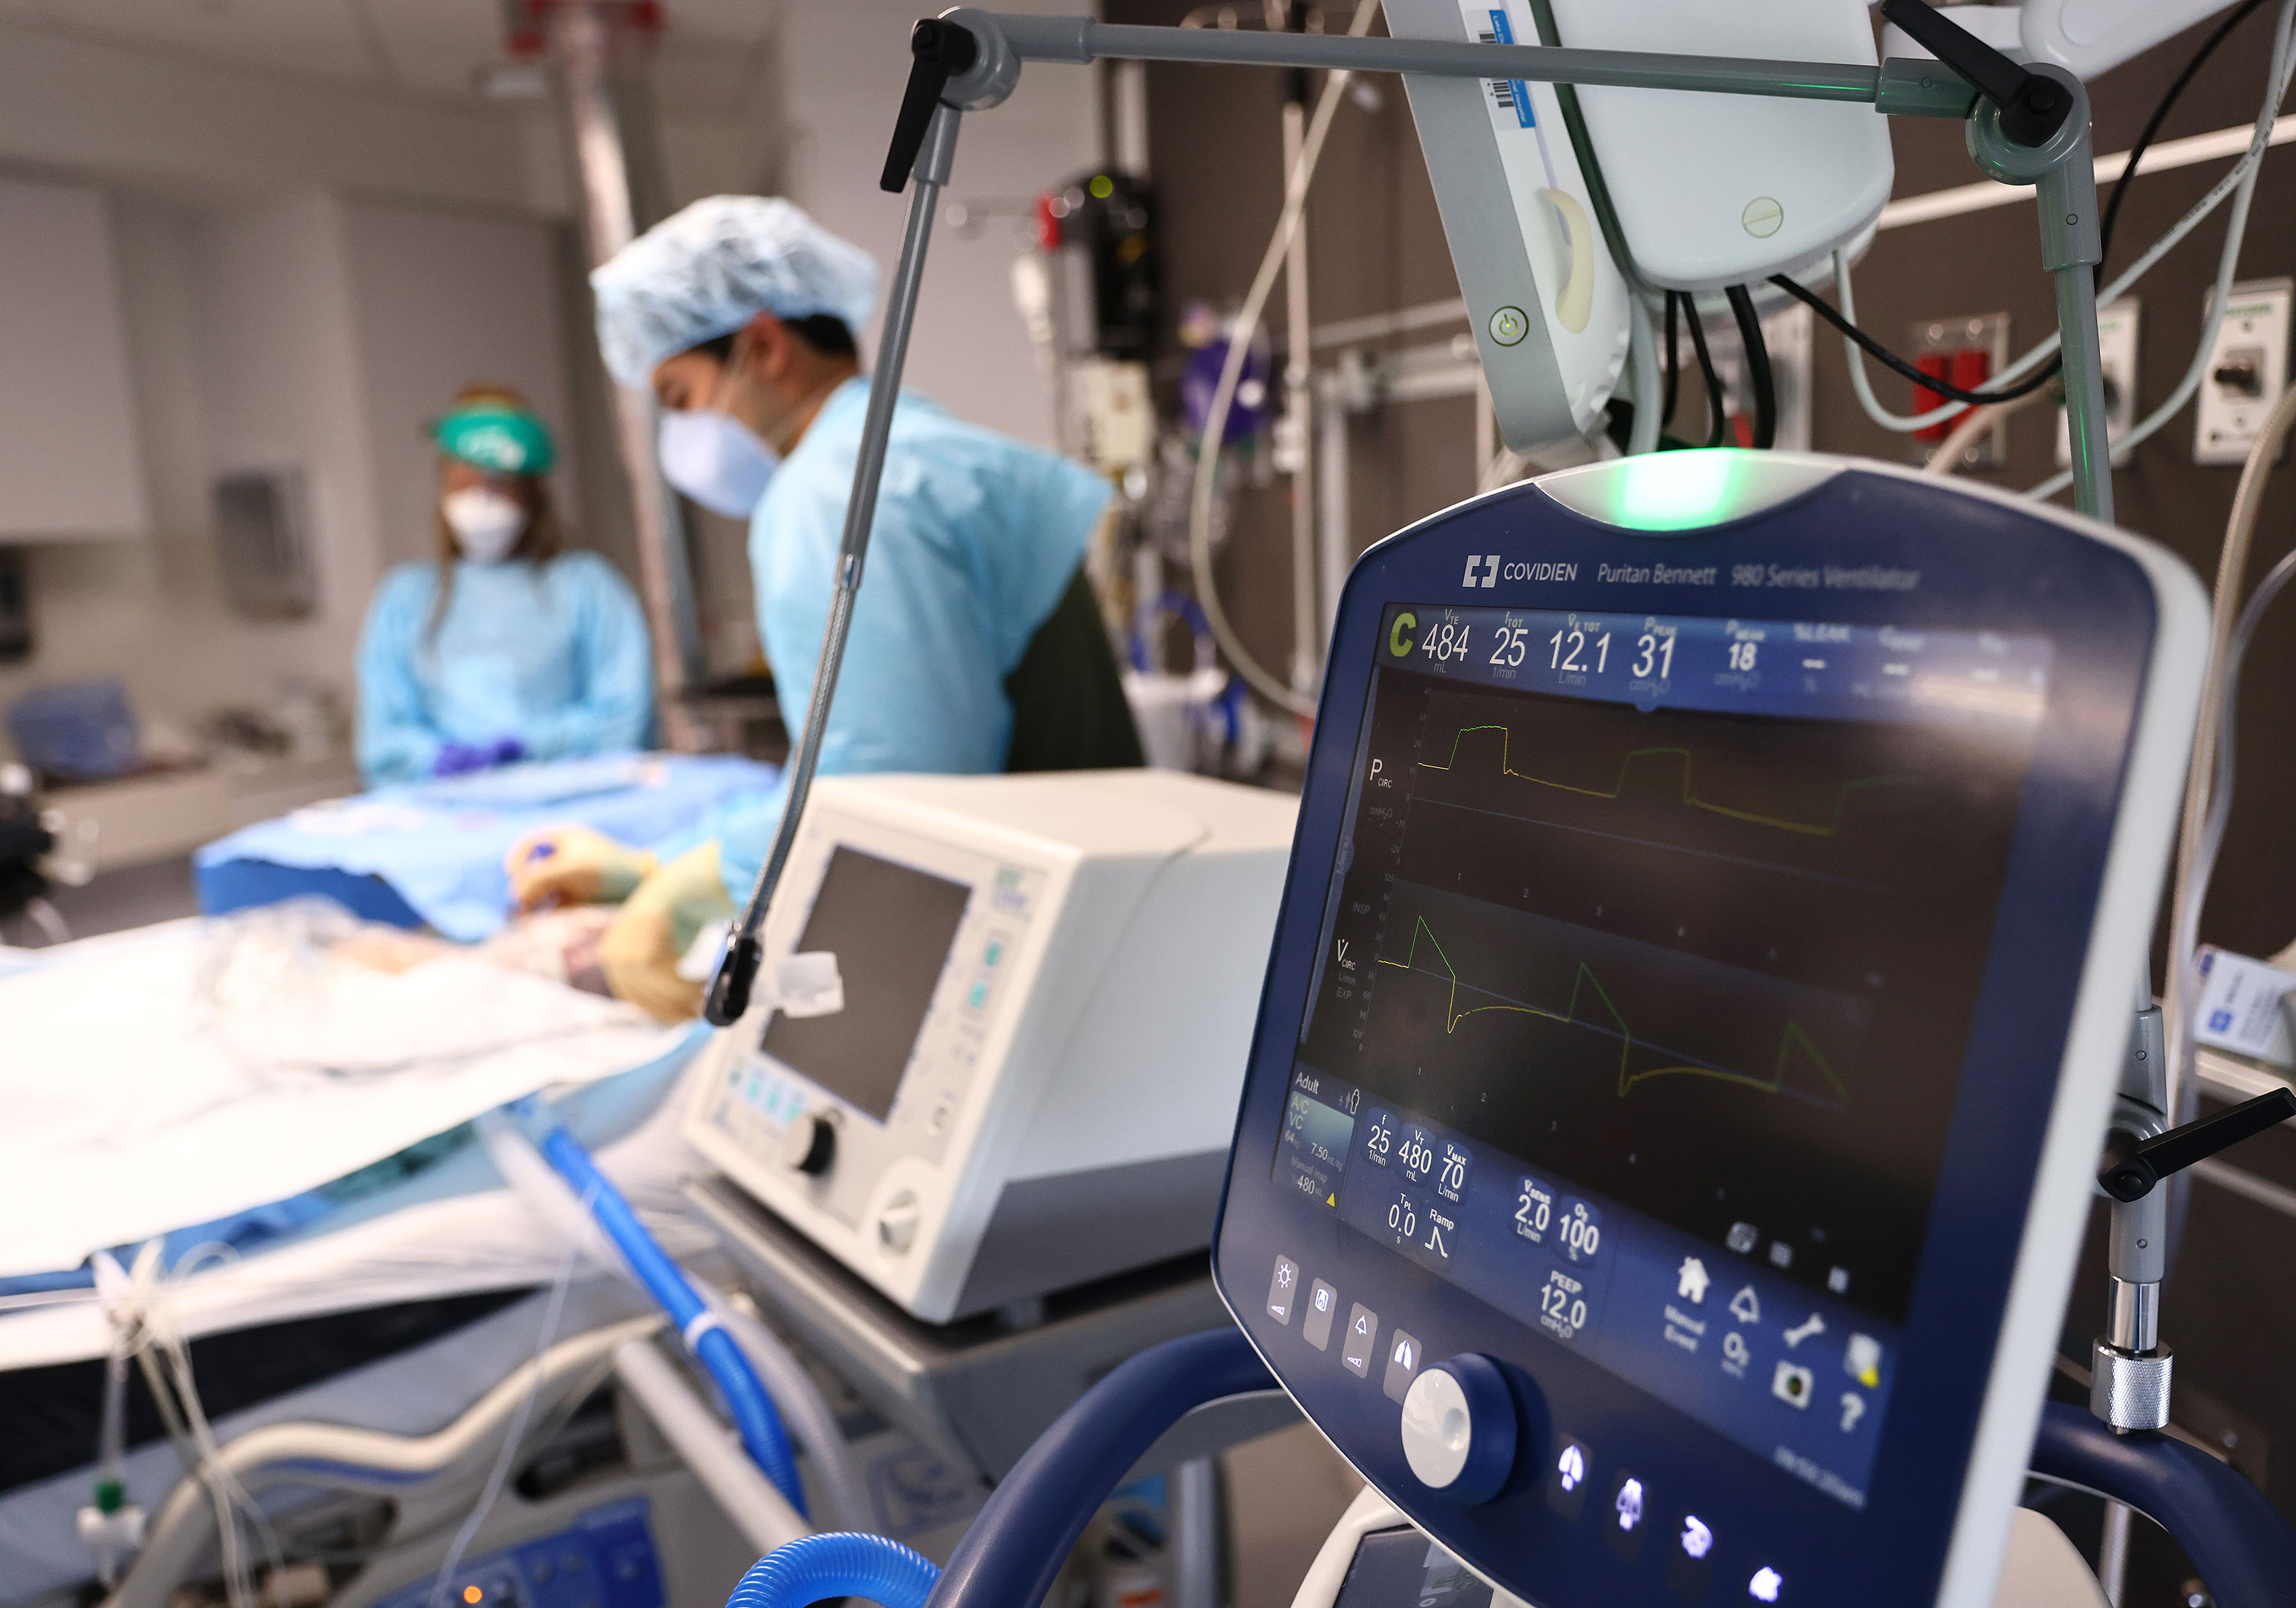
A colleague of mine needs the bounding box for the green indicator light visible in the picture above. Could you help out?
[1614,451,1742,531]
[1089,174,1114,199]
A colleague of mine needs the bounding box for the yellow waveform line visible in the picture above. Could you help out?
[1622,1020,1849,1103]
[1418,726,1913,838]
[1375,915,1849,1104]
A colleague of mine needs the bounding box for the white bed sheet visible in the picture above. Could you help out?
[0,912,688,1281]
[0,1037,715,1372]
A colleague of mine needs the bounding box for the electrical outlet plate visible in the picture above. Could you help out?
[1910,312,2011,468]
[2194,276,2292,466]
[2057,298,2140,467]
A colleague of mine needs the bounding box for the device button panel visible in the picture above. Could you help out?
[1259,1238,1847,1605]
[369,1495,663,1608]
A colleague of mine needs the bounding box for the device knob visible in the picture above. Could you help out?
[781,1111,837,1176]
[877,1190,921,1254]
[1399,1354,1518,1504]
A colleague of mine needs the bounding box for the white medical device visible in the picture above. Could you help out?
[683,769,1298,1324]
[1536,0,1894,289]
[2017,0,2247,80]
[1383,0,1633,451]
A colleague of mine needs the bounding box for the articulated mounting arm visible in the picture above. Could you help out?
[2090,1086,2296,1433]
[1878,0,2073,147]
[2100,1088,2296,1202]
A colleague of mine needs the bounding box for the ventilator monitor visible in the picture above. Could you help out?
[1213,452,2203,1606]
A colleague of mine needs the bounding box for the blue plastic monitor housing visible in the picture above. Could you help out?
[1212,453,2206,1608]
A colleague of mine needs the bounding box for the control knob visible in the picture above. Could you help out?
[1399,1354,1519,1504]
[781,1111,837,1176]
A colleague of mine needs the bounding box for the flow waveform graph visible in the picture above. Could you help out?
[1417,725,1916,840]
[1375,914,1851,1107]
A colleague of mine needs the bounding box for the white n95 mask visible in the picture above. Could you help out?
[442,488,527,563]
[659,408,780,519]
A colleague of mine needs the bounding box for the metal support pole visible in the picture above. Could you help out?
[707,103,961,1024]
[1280,96,1319,688]
[1169,1456,1221,1608]
[1315,367,1352,648]
[1962,65,2113,523]
[550,1,709,749]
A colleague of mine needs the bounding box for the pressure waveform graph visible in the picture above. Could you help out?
[1418,724,1916,840]
[1374,912,1851,1107]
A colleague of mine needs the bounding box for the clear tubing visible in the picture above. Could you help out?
[2164,379,2296,1126]
[537,1127,806,1512]
[1187,0,1379,719]
[1627,290,1663,455]
[425,1227,587,1608]
[479,1112,869,1531]
[709,1294,874,1532]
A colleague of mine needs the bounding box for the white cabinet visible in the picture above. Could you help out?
[0,177,148,543]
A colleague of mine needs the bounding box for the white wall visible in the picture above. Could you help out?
[775,0,1101,448]
[184,194,383,698]
[342,203,583,574]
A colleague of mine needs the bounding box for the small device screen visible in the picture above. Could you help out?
[1334,1527,1494,1608]
[760,846,972,1122]
[1279,603,2050,1509]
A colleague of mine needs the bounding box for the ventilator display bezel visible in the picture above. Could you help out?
[1213,459,2170,1608]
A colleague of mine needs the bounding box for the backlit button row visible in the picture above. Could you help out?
[1547,1433,1783,1603]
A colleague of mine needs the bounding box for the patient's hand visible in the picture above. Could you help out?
[504,824,657,910]
[334,928,455,974]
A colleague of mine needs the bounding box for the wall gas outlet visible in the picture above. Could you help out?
[2194,277,2291,466]
[1911,313,2010,468]
[2058,298,2140,467]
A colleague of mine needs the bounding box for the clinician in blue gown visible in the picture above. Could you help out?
[356,387,654,786]
[506,199,1141,1019]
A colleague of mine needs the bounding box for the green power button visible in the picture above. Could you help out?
[1488,305,1530,346]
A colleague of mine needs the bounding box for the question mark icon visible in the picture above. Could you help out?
[1839,1394,1867,1434]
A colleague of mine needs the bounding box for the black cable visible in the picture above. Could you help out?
[1662,292,1681,430]
[1682,296,1728,448]
[1767,273,2065,405]
[1725,285,1777,448]
[2098,0,2271,274]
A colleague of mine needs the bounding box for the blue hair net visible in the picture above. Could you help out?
[590,197,881,390]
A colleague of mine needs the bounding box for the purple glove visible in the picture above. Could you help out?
[432,742,489,777]
[433,737,526,778]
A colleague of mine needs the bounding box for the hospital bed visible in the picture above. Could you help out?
[0,908,763,1605]
[193,754,775,940]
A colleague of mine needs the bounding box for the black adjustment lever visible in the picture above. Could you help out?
[704,931,763,1027]
[2099,1087,2296,1202]
[1879,0,2072,147]
[881,18,980,193]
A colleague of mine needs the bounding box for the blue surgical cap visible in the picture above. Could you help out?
[590,197,881,390]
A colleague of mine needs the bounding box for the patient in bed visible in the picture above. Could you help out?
[335,902,618,995]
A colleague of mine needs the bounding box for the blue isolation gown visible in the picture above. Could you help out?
[355,551,655,786]
[709,379,1112,900]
